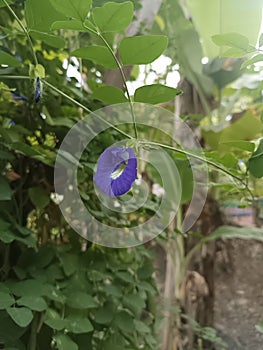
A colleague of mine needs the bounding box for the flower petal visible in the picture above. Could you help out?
[94,146,137,197]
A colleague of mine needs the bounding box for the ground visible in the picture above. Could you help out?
[214,239,263,350]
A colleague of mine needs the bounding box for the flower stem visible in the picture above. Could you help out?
[139,140,244,183]
[83,24,138,140]
[2,0,38,66]
[42,80,133,140]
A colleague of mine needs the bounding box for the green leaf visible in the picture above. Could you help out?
[134,84,181,104]
[0,228,36,247]
[0,230,16,243]
[51,19,95,31]
[186,0,263,58]
[220,47,248,58]
[175,159,194,204]
[94,301,115,324]
[0,50,21,67]
[93,1,134,33]
[7,307,33,327]
[134,320,150,333]
[29,187,50,210]
[0,175,12,200]
[34,63,45,78]
[219,110,263,147]
[208,226,263,241]
[0,292,15,309]
[119,35,168,65]
[92,86,128,104]
[248,138,263,178]
[65,315,93,333]
[25,0,66,32]
[58,253,78,276]
[53,333,78,350]
[212,32,249,50]
[66,291,97,309]
[123,293,145,315]
[17,296,47,312]
[113,311,134,333]
[10,279,53,298]
[103,284,122,298]
[72,46,118,69]
[259,33,263,47]
[30,30,65,48]
[49,0,91,21]
[0,219,10,231]
[137,262,154,279]
[115,271,134,283]
[44,309,66,331]
[219,140,255,152]
[0,0,12,8]
[11,142,43,157]
[241,54,263,69]
[102,334,126,350]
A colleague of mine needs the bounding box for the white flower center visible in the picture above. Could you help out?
[111,163,126,180]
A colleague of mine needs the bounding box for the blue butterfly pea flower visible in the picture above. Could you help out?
[94,146,137,197]
[11,91,28,102]
[34,77,41,103]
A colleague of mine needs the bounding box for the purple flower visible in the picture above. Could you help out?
[34,77,41,103]
[94,146,137,197]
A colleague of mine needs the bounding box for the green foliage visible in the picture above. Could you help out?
[0,0,263,348]
[0,0,161,348]
[0,51,21,67]
[92,1,134,32]
[72,46,118,69]
[92,85,128,104]
[186,0,263,57]
[134,84,181,104]
[248,139,263,178]
[119,35,168,65]
[49,0,92,21]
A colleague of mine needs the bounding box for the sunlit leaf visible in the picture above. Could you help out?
[119,35,168,65]
[25,0,66,32]
[49,0,91,21]
[51,19,95,31]
[241,54,263,69]
[93,1,134,32]
[30,30,65,48]
[72,46,118,69]
[186,0,263,58]
[134,84,181,104]
[212,33,249,50]
[219,140,255,152]
[92,86,128,104]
